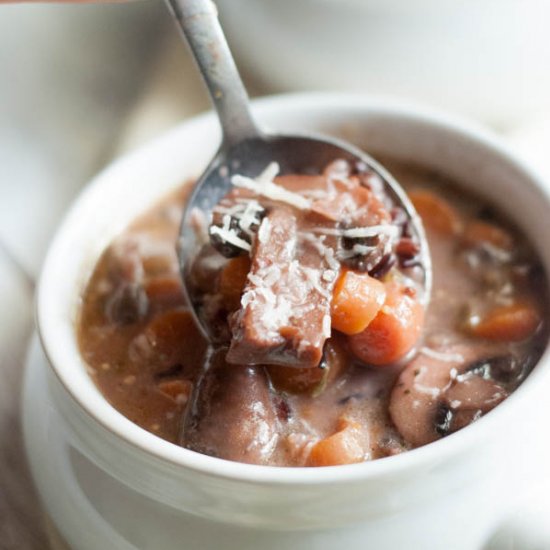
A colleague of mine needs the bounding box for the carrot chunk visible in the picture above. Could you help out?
[331,269,387,335]
[462,220,514,251]
[467,303,541,342]
[409,189,462,236]
[219,256,251,311]
[348,283,424,366]
[306,421,365,467]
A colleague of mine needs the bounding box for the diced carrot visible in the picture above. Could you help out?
[267,336,349,395]
[219,256,251,311]
[157,379,193,404]
[348,283,424,366]
[409,189,462,236]
[462,220,514,251]
[306,420,365,467]
[331,269,387,335]
[467,303,541,342]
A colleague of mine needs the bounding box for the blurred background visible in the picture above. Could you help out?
[1,0,550,548]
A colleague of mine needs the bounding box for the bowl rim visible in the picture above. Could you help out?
[36,91,550,485]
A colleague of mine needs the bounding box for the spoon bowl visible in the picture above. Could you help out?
[166,0,431,341]
[179,132,432,341]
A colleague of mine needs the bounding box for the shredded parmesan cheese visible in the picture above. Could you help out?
[322,269,337,282]
[322,314,331,338]
[313,224,400,239]
[238,200,264,236]
[257,162,280,183]
[209,225,251,252]
[323,246,340,272]
[257,217,271,244]
[231,165,311,210]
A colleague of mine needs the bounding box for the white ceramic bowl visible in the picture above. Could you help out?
[217,0,550,128]
[25,93,550,549]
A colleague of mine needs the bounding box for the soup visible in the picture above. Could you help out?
[78,159,547,466]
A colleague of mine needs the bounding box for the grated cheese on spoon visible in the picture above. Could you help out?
[231,163,311,210]
[209,211,252,252]
[312,224,400,239]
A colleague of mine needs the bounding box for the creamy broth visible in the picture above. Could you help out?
[78,161,548,466]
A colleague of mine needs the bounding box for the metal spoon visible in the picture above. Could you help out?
[165,0,431,341]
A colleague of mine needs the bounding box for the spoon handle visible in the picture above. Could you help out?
[165,0,261,147]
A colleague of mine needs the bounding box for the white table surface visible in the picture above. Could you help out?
[2,9,550,549]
